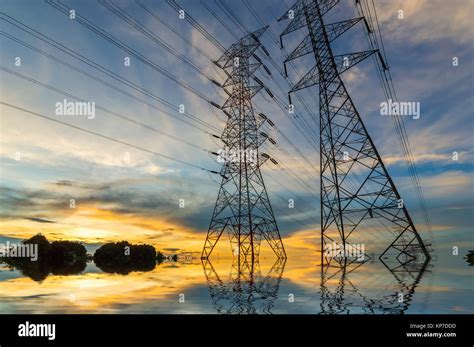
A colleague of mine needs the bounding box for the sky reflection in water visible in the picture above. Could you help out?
[0,253,471,314]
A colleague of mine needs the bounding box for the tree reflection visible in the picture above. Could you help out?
[1,235,88,282]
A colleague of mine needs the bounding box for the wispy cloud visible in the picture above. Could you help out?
[23,217,56,224]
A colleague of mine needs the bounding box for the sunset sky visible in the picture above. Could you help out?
[0,0,472,259]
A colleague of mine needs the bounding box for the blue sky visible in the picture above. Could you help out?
[0,0,473,257]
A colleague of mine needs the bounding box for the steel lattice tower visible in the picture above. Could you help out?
[279,0,430,264]
[202,27,286,261]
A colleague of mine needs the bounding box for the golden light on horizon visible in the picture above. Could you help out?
[0,203,325,261]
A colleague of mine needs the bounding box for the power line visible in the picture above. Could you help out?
[135,0,222,68]
[0,26,222,134]
[98,0,222,84]
[164,0,410,247]
[45,0,220,104]
[278,0,431,260]
[209,0,322,150]
[0,101,219,174]
[3,12,319,208]
[356,0,432,236]
[0,66,213,153]
[166,0,226,52]
[166,0,322,176]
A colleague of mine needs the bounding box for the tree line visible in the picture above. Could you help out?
[0,234,178,281]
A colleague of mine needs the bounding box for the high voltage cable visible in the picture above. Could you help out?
[197,0,321,151]
[356,0,432,235]
[183,1,323,212]
[369,0,432,235]
[1,1,412,244]
[200,0,238,40]
[215,0,248,36]
[2,15,319,203]
[0,25,222,134]
[212,0,322,148]
[0,102,218,174]
[266,1,403,240]
[166,0,226,51]
[2,65,321,207]
[243,0,324,127]
[0,66,212,154]
[370,0,388,69]
[268,156,319,196]
[135,0,223,71]
[265,140,320,182]
[171,0,396,245]
[264,169,320,211]
[166,0,321,175]
[45,0,219,104]
[98,0,222,84]
[269,194,319,233]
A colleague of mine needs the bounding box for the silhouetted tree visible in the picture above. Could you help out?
[93,241,157,274]
[156,251,166,264]
[0,235,87,281]
[23,234,50,260]
[50,241,87,264]
[49,241,87,275]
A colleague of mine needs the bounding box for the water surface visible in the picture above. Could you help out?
[0,253,471,314]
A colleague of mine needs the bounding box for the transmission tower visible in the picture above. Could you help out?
[202,27,286,262]
[279,0,431,264]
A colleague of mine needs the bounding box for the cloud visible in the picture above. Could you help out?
[23,217,56,224]
[398,170,472,200]
[50,180,111,190]
[0,172,217,238]
[162,248,180,252]
[419,170,472,198]
[374,0,474,45]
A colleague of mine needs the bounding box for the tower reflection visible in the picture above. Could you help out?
[202,257,286,314]
[319,256,431,314]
